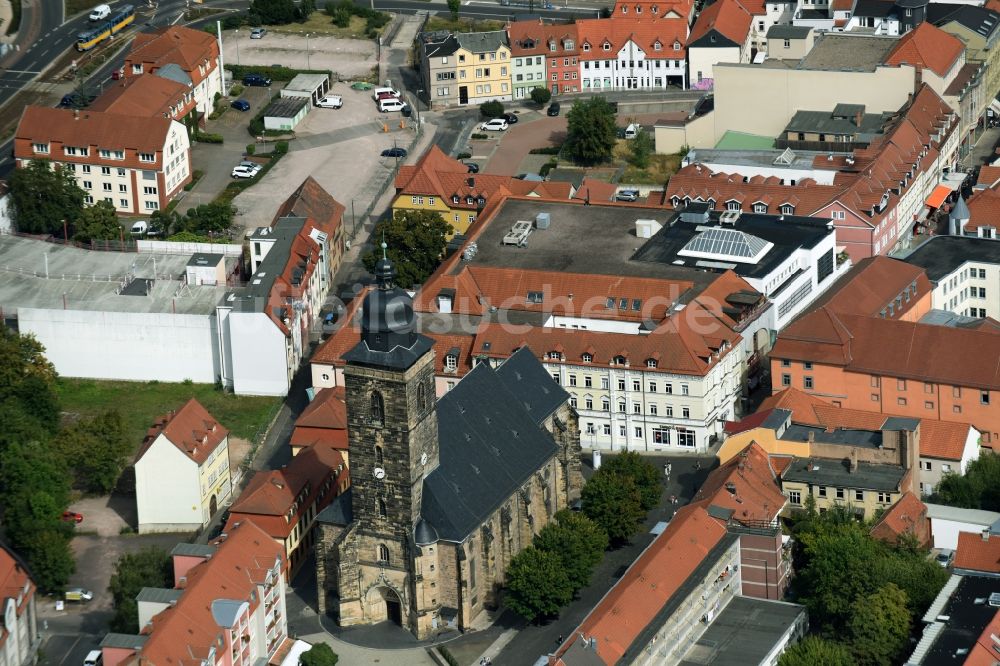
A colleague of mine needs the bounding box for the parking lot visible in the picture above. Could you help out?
[232,82,418,230]
[223,30,377,82]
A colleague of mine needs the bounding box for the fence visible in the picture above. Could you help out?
[0,228,139,252]
[137,239,244,257]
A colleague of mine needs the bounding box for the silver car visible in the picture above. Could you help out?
[250,27,266,39]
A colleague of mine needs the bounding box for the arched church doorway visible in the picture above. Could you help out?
[368,586,403,625]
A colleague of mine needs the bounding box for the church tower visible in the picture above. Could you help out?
[337,249,438,630]
[343,250,439,536]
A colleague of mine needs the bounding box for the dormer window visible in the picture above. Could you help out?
[652,4,658,12]
[646,359,658,368]
[673,41,681,50]
[605,297,615,308]
[547,350,563,361]
[582,42,591,51]
[636,5,642,12]
[613,355,627,365]
[564,39,574,49]
[466,196,475,205]
[526,290,544,304]
[582,353,593,362]
[621,4,627,11]
[603,41,612,51]
[753,202,767,213]
[549,40,557,51]
[780,204,794,215]
[445,354,458,371]
[654,41,662,51]
[452,195,460,204]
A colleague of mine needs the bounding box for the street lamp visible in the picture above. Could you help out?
[305,33,311,70]
[234,30,240,66]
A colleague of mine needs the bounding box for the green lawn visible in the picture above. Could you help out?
[56,379,281,450]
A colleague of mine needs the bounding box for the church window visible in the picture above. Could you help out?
[418,382,427,410]
[377,544,390,563]
[370,391,385,424]
[378,498,387,518]
[375,445,384,465]
[470,558,477,589]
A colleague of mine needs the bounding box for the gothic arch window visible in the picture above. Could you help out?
[418,382,427,411]
[370,390,384,425]
[377,544,390,563]
[375,445,384,465]
[378,498,387,518]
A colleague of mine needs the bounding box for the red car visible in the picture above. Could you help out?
[61,511,83,524]
[111,68,124,81]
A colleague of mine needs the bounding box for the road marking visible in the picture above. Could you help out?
[2,70,42,75]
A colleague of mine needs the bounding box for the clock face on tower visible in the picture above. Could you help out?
[373,466,386,480]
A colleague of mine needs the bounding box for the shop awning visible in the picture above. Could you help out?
[926,184,951,209]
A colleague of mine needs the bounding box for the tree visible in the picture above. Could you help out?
[361,210,452,288]
[74,200,121,243]
[581,470,645,545]
[932,453,1000,511]
[534,510,608,591]
[564,96,617,165]
[300,643,339,666]
[53,410,132,494]
[0,328,60,439]
[505,547,573,622]
[299,0,317,19]
[778,636,854,666]
[250,0,299,24]
[848,584,911,666]
[9,159,85,234]
[480,100,505,118]
[17,528,75,593]
[600,451,662,511]
[530,87,552,106]
[447,0,460,20]
[109,547,173,633]
[629,128,654,169]
[179,202,235,236]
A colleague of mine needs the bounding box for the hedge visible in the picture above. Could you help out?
[194,132,224,144]
[225,64,333,84]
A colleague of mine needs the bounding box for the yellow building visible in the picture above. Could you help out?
[779,455,910,521]
[392,145,514,237]
[453,31,512,105]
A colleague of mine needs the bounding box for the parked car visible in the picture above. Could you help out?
[231,99,251,112]
[547,102,561,116]
[84,650,103,666]
[351,81,373,91]
[480,118,508,131]
[59,92,96,108]
[615,189,640,202]
[378,98,407,113]
[381,147,407,158]
[232,164,261,179]
[316,95,343,109]
[936,549,955,567]
[504,112,519,124]
[466,162,480,173]
[250,27,267,39]
[372,86,401,100]
[61,511,84,524]
[110,67,124,81]
[65,587,93,602]
[243,74,272,87]
[401,104,412,117]
[129,221,148,235]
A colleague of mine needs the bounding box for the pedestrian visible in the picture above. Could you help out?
[695,460,701,471]
[664,463,669,477]
[558,634,564,645]
[670,494,676,504]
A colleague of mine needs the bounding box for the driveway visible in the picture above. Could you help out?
[180,83,279,212]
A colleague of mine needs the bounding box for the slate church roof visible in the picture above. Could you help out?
[418,347,568,543]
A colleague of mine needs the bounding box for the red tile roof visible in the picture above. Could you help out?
[136,521,283,662]
[396,145,515,210]
[808,256,930,318]
[557,441,783,665]
[965,187,1000,234]
[575,16,690,60]
[414,264,696,323]
[227,443,347,539]
[508,20,579,57]
[276,176,346,242]
[291,386,348,451]
[573,178,619,204]
[15,106,173,168]
[976,165,1000,189]
[137,398,229,465]
[885,22,965,78]
[89,74,192,119]
[127,26,220,88]
[724,408,776,435]
[955,530,1000,574]
[869,491,929,545]
[689,0,753,46]
[773,307,1000,391]
[613,0,695,18]
[560,504,729,664]
[965,609,1000,666]
[758,387,972,460]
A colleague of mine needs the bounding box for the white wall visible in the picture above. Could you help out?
[18,308,218,384]
[926,505,1000,550]
[136,434,202,533]
[137,240,243,256]
[228,311,291,396]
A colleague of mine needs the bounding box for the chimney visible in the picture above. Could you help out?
[849,448,859,473]
[467,176,475,188]
[807,430,815,444]
[855,110,863,127]
[984,530,992,542]
[74,109,79,120]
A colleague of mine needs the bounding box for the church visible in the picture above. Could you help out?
[315,253,583,639]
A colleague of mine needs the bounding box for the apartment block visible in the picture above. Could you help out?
[904,236,1000,320]
[124,25,224,117]
[14,106,191,214]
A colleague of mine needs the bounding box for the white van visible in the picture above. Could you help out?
[84,650,103,666]
[372,86,400,101]
[624,123,641,139]
[89,4,111,21]
[130,220,148,235]
[378,98,407,113]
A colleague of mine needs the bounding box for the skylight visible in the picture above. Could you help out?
[678,227,774,264]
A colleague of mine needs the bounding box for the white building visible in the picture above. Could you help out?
[14,106,191,215]
[903,235,1000,320]
[124,25,224,117]
[577,17,689,92]
[134,398,232,534]
[0,546,38,666]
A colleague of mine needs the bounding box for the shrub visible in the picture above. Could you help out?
[480,100,505,118]
[530,86,552,106]
[539,160,557,177]
[246,144,256,156]
[274,141,289,154]
[225,64,331,83]
[222,15,244,29]
[456,151,472,160]
[229,83,245,96]
[529,146,561,155]
[470,133,488,140]
[194,132,224,144]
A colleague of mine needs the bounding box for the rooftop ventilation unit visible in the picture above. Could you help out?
[535,212,551,229]
[720,210,741,226]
